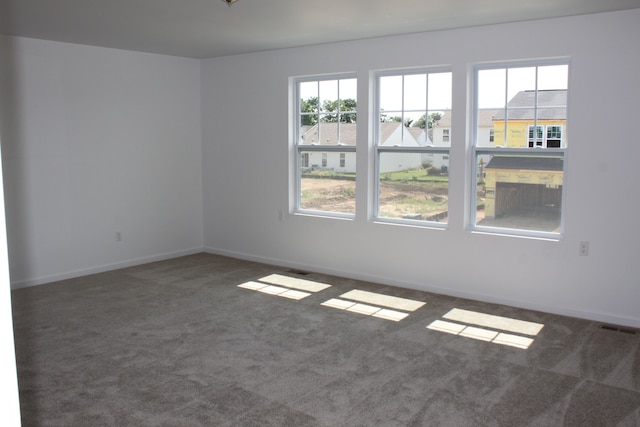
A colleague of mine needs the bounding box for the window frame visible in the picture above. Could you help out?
[293,73,358,218]
[470,59,569,239]
[373,67,453,227]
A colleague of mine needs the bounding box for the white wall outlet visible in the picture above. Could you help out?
[115,231,122,242]
[579,241,589,256]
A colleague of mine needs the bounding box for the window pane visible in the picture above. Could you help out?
[475,153,563,233]
[299,150,355,214]
[478,108,499,147]
[380,75,403,112]
[378,152,449,223]
[339,78,358,102]
[404,111,425,132]
[428,72,452,110]
[478,69,506,108]
[430,109,450,147]
[299,81,318,112]
[477,69,506,147]
[507,67,536,103]
[538,65,568,91]
[404,74,427,111]
[319,80,338,112]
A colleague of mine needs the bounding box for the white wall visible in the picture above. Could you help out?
[0,36,204,287]
[202,10,640,327]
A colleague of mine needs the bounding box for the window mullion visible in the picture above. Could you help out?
[534,66,539,147]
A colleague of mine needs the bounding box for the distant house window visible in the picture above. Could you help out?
[375,68,452,225]
[293,74,357,216]
[527,125,563,148]
[489,129,494,143]
[528,125,544,147]
[473,60,568,238]
[546,125,562,148]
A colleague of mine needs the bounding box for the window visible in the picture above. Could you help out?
[375,69,452,224]
[546,125,563,148]
[527,125,563,148]
[294,75,357,216]
[473,61,569,237]
[527,125,544,147]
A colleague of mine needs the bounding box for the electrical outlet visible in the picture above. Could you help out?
[115,232,122,242]
[579,241,589,256]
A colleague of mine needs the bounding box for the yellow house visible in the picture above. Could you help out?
[483,90,566,220]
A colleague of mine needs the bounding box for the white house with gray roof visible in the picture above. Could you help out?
[299,121,424,174]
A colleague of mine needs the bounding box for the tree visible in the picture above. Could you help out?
[319,98,357,123]
[380,114,402,123]
[341,98,357,123]
[413,112,442,129]
[300,97,319,126]
[413,114,427,129]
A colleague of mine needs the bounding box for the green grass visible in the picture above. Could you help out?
[301,170,355,181]
[303,168,448,186]
[380,168,448,185]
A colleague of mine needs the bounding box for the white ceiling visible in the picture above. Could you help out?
[1,0,639,59]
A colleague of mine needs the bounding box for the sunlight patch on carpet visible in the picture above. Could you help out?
[339,289,425,312]
[443,308,544,336]
[427,308,543,350]
[258,274,331,292]
[321,291,419,322]
[237,273,329,301]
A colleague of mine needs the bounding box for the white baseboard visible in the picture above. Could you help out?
[10,247,204,290]
[204,246,640,329]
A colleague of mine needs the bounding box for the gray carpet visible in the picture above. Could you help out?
[11,253,640,426]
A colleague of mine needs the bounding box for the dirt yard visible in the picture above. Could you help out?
[301,178,449,219]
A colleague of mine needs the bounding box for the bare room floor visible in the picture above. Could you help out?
[11,253,640,426]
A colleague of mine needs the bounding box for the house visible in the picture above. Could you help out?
[1,3,640,424]
[299,121,423,174]
[491,90,567,148]
[434,109,501,147]
[483,90,567,219]
[483,156,563,219]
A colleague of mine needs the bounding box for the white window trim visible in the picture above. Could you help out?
[373,67,452,228]
[470,59,570,240]
[292,73,357,219]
